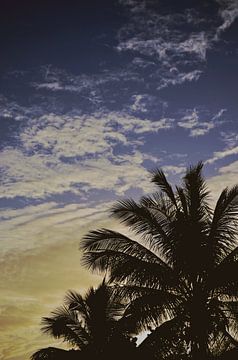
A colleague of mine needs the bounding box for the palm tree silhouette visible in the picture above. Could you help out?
[81,162,238,359]
[31,281,136,360]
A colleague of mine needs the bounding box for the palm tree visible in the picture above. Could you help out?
[81,162,238,360]
[31,347,78,360]
[31,281,136,360]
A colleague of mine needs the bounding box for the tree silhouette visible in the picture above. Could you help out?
[31,281,136,360]
[81,162,238,360]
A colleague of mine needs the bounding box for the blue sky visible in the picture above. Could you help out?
[0,0,238,359]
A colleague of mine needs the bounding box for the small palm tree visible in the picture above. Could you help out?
[31,281,136,360]
[81,162,238,360]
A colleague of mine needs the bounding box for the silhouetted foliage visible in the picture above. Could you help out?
[31,281,137,360]
[81,162,238,360]
[31,347,79,360]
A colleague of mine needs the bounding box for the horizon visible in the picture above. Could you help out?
[1,1,238,359]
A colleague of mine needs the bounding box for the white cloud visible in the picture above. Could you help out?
[216,0,238,36]
[0,201,111,258]
[176,32,209,61]
[212,108,227,119]
[190,125,214,137]
[0,111,172,200]
[162,165,186,175]
[178,110,199,129]
[208,160,238,203]
[117,0,238,91]
[206,145,238,164]
[218,160,238,174]
[31,66,143,110]
[158,70,203,90]
[221,131,238,147]
[130,94,149,113]
[177,109,218,137]
[116,4,212,89]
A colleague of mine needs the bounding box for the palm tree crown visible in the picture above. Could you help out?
[32,281,135,360]
[81,162,238,359]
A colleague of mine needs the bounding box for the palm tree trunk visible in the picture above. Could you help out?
[190,282,209,360]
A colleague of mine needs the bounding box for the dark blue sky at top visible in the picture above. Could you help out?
[0,0,122,72]
[0,0,237,107]
[0,0,238,210]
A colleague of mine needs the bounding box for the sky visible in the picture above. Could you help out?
[0,0,238,358]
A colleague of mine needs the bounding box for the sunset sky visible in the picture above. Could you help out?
[1,0,238,359]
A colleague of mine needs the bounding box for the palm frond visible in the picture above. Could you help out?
[219,301,238,339]
[113,284,170,301]
[110,199,175,261]
[139,317,188,359]
[140,192,176,219]
[84,281,124,321]
[209,185,238,265]
[123,291,182,332]
[41,306,89,348]
[81,228,164,263]
[31,347,71,360]
[150,168,178,208]
[111,199,169,240]
[208,247,238,295]
[82,249,176,289]
[176,186,188,217]
[183,162,211,222]
[64,290,90,323]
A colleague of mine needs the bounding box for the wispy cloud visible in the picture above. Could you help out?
[0,109,173,200]
[161,165,186,175]
[0,200,111,360]
[206,124,238,164]
[206,145,238,164]
[117,0,238,90]
[208,159,238,203]
[220,130,238,147]
[0,201,111,258]
[117,8,208,88]
[177,108,225,137]
[216,0,238,37]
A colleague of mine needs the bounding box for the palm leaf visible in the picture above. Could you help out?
[139,317,188,359]
[41,306,89,348]
[82,249,177,290]
[150,168,178,208]
[64,290,90,323]
[31,347,71,360]
[209,186,238,265]
[123,290,181,331]
[111,198,175,261]
[183,162,211,223]
[81,228,165,263]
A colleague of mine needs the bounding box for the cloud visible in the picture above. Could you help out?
[31,65,143,111]
[208,159,238,203]
[0,198,122,358]
[0,201,110,257]
[157,70,203,90]
[117,0,238,91]
[161,165,186,175]
[220,131,238,147]
[130,94,152,113]
[212,108,227,119]
[177,108,224,137]
[0,110,173,200]
[206,145,238,164]
[116,3,212,89]
[0,199,130,360]
[0,235,102,360]
[216,0,238,36]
